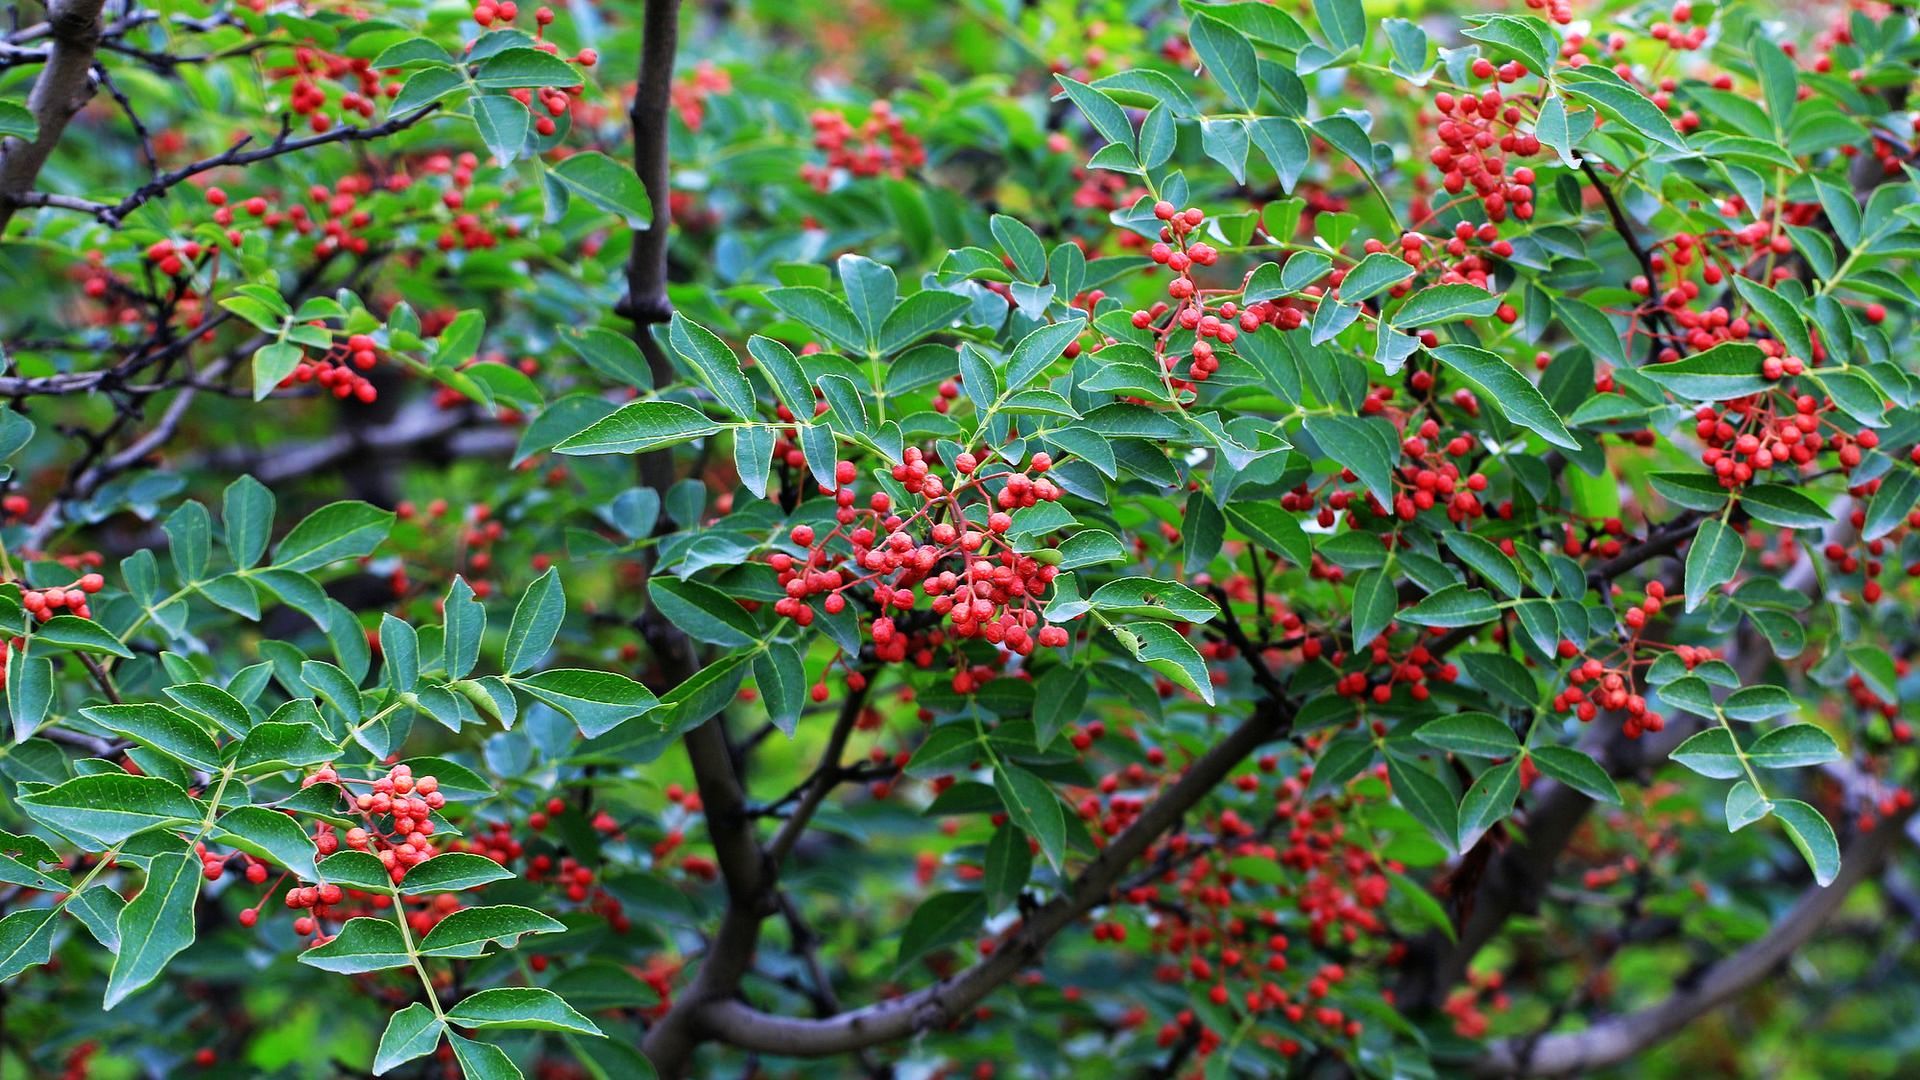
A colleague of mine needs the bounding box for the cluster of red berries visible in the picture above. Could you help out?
[21,573,106,622]
[325,763,448,881]
[1276,412,1493,532]
[672,60,733,131]
[767,450,1073,671]
[1692,394,1876,490]
[1648,2,1709,52]
[800,101,926,191]
[1087,755,1400,1062]
[389,499,508,600]
[1130,201,1246,388]
[278,330,383,403]
[1521,0,1572,25]
[0,573,107,682]
[1443,968,1513,1038]
[273,46,395,133]
[1416,66,1543,231]
[1548,586,1713,739]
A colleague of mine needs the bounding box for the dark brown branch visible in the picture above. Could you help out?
[617,0,681,360]
[696,690,1298,1058]
[0,0,106,233]
[1473,801,1917,1076]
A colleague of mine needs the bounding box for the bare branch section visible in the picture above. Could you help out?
[697,693,1298,1058]
[0,0,107,232]
[1473,800,1918,1077]
[17,106,441,228]
[617,0,682,373]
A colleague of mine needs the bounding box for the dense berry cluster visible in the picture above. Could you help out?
[800,101,926,191]
[767,449,1073,678]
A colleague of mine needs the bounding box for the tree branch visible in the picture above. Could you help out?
[617,0,681,371]
[696,691,1298,1057]
[1472,800,1917,1077]
[0,0,106,233]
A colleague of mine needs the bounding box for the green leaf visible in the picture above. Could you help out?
[1559,66,1689,152]
[316,851,395,891]
[766,287,867,354]
[1640,342,1769,401]
[374,1003,445,1075]
[401,852,515,893]
[1387,756,1459,854]
[994,763,1066,872]
[164,500,212,583]
[391,65,465,115]
[0,100,39,141]
[1458,761,1521,849]
[1846,645,1897,703]
[989,215,1046,283]
[104,849,202,1008]
[1427,345,1577,450]
[1340,252,1414,303]
[274,501,395,571]
[1683,518,1743,612]
[300,917,412,973]
[1086,577,1217,622]
[1313,0,1367,53]
[547,151,651,227]
[441,576,485,681]
[213,806,322,881]
[448,1033,521,1080]
[19,774,200,846]
[1726,781,1771,832]
[1350,568,1395,649]
[561,328,653,389]
[1773,799,1840,886]
[1530,745,1620,803]
[1748,724,1841,769]
[1303,415,1395,507]
[648,577,758,646]
[1390,284,1501,327]
[5,647,50,742]
[0,908,58,981]
[447,987,602,1036]
[668,314,757,420]
[1005,317,1086,392]
[1399,585,1499,628]
[224,475,275,570]
[31,614,132,658]
[897,890,987,968]
[473,95,530,163]
[982,823,1032,913]
[1415,713,1520,758]
[753,642,805,738]
[474,46,579,88]
[80,703,220,772]
[418,904,565,957]
[1861,467,1920,541]
[1188,13,1260,111]
[1053,76,1134,152]
[1223,503,1312,569]
[252,341,304,401]
[502,568,564,676]
[554,399,722,456]
[1722,685,1793,722]
[1106,620,1214,705]
[1670,727,1744,780]
[1534,95,1594,168]
[236,720,339,771]
[1739,485,1833,529]
[517,668,661,737]
[1732,276,1812,362]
